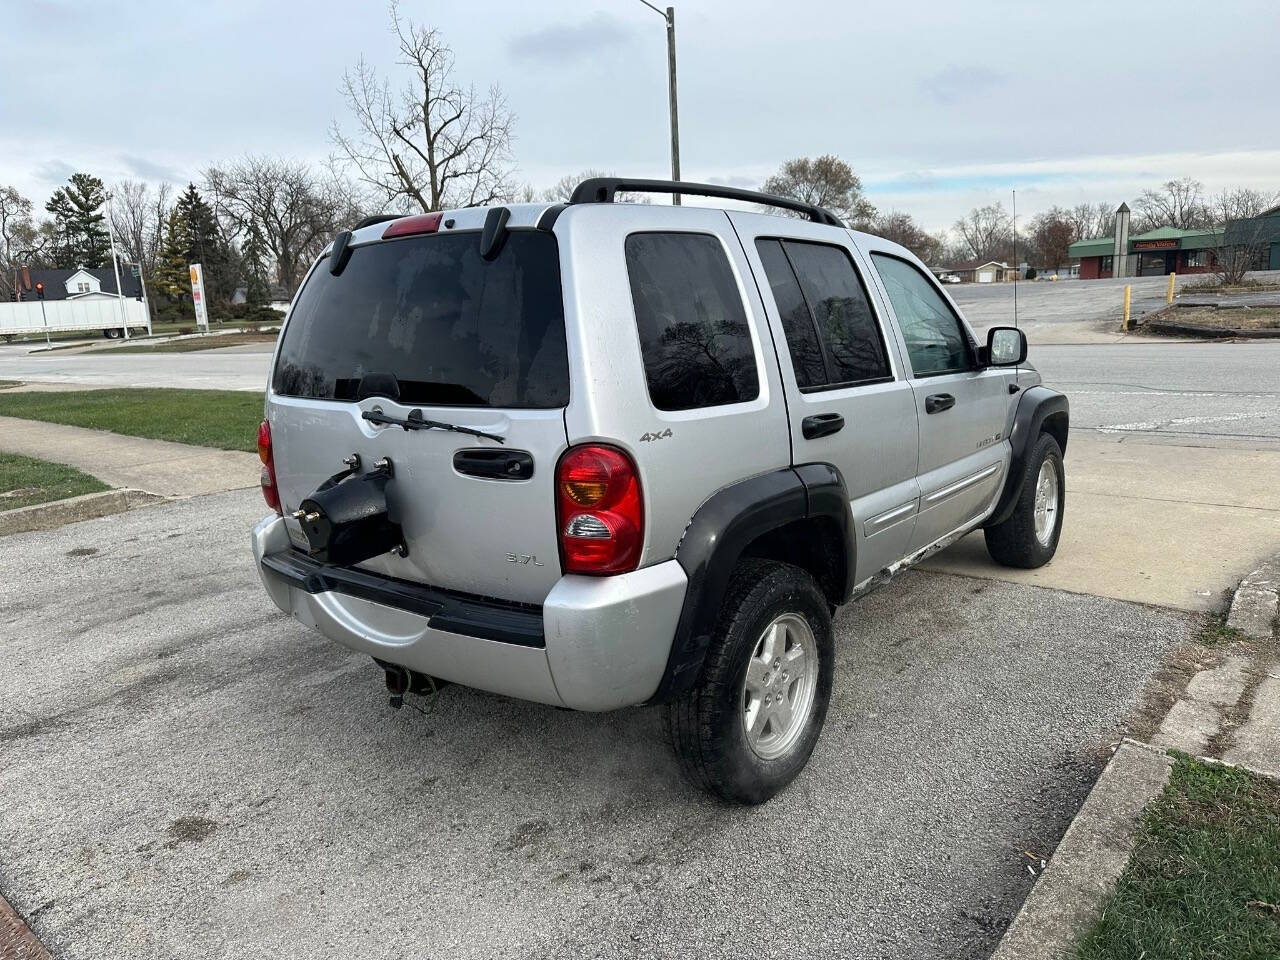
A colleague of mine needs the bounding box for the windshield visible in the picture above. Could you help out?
[273,230,569,408]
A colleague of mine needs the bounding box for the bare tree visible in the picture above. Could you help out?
[1065,202,1114,241]
[1206,187,1279,284]
[761,155,876,228]
[205,157,352,290]
[868,210,943,264]
[0,185,38,301]
[332,2,516,212]
[537,169,649,205]
[1027,207,1077,270]
[109,179,172,281]
[953,203,1014,262]
[1132,177,1210,233]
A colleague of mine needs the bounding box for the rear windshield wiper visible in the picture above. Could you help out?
[362,408,505,444]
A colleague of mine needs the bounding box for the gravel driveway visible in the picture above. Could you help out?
[0,491,1193,959]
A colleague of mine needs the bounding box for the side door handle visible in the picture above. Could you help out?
[925,393,955,414]
[801,412,845,439]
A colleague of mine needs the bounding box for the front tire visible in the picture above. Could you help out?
[984,433,1065,568]
[666,560,834,805]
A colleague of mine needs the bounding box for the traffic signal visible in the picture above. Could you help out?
[35,282,44,299]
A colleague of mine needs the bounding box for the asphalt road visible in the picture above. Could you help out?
[951,270,1280,344]
[0,490,1193,960]
[1032,341,1280,449]
[0,341,268,392]
[6,336,1277,451]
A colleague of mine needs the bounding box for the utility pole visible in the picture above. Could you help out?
[638,1,682,204]
[104,193,130,340]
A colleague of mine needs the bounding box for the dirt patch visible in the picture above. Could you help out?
[165,816,217,847]
[65,547,98,558]
[1176,306,1280,330]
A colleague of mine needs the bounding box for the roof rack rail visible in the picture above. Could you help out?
[351,214,402,230]
[567,177,844,227]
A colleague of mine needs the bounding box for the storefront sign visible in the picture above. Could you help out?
[1134,239,1178,251]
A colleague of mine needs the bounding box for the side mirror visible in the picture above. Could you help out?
[986,326,1027,366]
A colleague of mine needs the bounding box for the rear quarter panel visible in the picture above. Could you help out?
[555,204,792,568]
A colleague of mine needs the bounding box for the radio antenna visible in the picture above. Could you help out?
[1012,188,1019,329]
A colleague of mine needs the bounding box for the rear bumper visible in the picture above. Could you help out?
[251,515,686,711]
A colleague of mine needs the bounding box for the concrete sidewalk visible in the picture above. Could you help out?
[927,434,1280,611]
[0,415,258,499]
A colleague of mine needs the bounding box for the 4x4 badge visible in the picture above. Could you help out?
[640,428,673,443]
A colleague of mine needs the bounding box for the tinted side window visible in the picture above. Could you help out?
[872,254,975,376]
[755,239,890,389]
[755,240,825,388]
[625,233,759,411]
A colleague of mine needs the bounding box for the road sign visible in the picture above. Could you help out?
[189,263,209,331]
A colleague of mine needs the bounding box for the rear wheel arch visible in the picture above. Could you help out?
[649,464,854,703]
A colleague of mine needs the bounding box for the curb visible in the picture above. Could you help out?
[1227,555,1280,641]
[989,740,1172,960]
[0,488,163,537]
[1142,319,1280,339]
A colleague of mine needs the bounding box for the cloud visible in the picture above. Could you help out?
[919,65,1006,106]
[32,159,76,186]
[508,13,633,64]
[120,154,185,184]
[706,174,759,189]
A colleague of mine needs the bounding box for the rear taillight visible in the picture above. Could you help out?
[382,212,443,239]
[555,445,644,575]
[258,419,281,514]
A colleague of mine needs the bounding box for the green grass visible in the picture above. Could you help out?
[0,452,109,511]
[1076,755,1280,959]
[0,380,23,390]
[0,388,263,452]
[1199,621,1249,646]
[108,333,277,354]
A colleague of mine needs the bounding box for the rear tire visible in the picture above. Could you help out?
[103,328,122,340]
[984,433,1065,568]
[666,559,833,805]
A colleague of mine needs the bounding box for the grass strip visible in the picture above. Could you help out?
[0,451,110,511]
[0,388,263,452]
[1076,754,1280,959]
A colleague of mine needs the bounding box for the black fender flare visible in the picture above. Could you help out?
[648,464,854,703]
[987,385,1070,527]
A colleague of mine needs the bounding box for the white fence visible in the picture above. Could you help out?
[0,298,150,337]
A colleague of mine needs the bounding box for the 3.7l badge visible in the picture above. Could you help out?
[505,553,545,566]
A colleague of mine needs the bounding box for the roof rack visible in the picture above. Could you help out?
[567,178,844,227]
[351,214,402,230]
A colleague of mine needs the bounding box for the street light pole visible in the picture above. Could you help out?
[104,193,130,340]
[638,1,681,204]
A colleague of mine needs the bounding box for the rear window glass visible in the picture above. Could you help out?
[273,231,568,408]
[624,232,759,411]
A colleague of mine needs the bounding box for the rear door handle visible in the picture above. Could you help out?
[925,393,955,414]
[801,413,845,439]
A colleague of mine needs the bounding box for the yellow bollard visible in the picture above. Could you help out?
[1122,284,1132,331]
[1167,272,1176,304]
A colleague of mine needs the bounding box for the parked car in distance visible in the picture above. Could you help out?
[251,178,1069,805]
[939,273,962,284]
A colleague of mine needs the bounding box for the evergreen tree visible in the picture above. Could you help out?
[43,190,77,268]
[173,183,232,302]
[241,222,271,313]
[153,209,193,316]
[43,174,111,267]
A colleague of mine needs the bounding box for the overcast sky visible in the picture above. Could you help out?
[3,0,1278,232]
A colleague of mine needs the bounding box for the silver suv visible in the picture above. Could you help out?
[252,178,1068,805]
